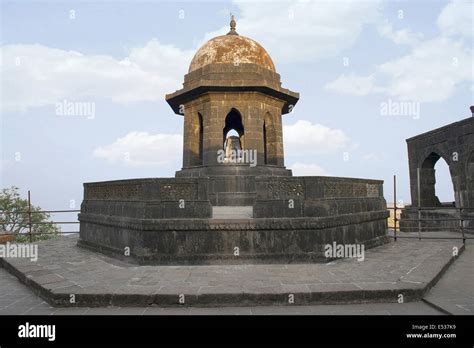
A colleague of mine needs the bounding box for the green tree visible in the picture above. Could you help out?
[0,186,60,242]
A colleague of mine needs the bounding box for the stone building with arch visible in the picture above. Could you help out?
[400,108,474,232]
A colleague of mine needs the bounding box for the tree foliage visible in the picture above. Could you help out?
[0,186,60,242]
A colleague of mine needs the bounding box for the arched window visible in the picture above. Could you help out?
[223,109,244,161]
[198,112,203,165]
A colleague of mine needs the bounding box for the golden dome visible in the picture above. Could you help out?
[188,17,275,73]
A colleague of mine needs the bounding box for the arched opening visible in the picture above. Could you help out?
[419,152,454,206]
[466,151,474,205]
[263,122,267,164]
[223,108,244,162]
[467,151,474,183]
[263,112,277,165]
[434,157,454,204]
[198,113,203,165]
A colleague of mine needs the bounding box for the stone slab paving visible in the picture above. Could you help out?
[0,267,441,315]
[423,239,474,315]
[0,235,463,308]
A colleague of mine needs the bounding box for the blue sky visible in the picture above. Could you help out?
[1,0,473,228]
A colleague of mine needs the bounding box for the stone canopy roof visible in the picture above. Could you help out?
[188,15,276,73]
[189,34,276,73]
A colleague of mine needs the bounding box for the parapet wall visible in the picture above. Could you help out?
[254,176,385,218]
[81,178,212,219]
[78,175,388,264]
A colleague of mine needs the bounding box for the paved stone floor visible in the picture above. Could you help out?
[0,235,472,315]
[0,269,441,315]
[423,243,474,315]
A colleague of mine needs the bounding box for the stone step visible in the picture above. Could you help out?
[0,236,464,308]
[212,192,256,206]
[212,206,253,219]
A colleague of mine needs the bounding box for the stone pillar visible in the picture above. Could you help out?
[244,104,261,165]
[203,105,222,166]
[275,112,285,167]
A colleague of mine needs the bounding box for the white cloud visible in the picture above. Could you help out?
[203,0,382,64]
[362,153,385,161]
[324,73,384,96]
[1,40,193,112]
[437,0,473,37]
[378,21,423,46]
[283,120,350,155]
[378,37,471,102]
[93,131,182,167]
[325,1,473,103]
[290,162,330,176]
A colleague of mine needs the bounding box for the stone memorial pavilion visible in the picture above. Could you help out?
[78,17,389,264]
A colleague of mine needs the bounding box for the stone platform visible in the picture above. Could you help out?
[78,176,389,264]
[0,236,463,308]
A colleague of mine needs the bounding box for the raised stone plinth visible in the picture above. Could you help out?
[78,175,389,265]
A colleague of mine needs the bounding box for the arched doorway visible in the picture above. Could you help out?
[419,152,454,206]
[434,156,454,204]
[223,109,244,162]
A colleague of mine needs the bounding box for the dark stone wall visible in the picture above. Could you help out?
[78,213,388,265]
[253,176,386,218]
[81,178,213,219]
[401,116,474,233]
[406,117,474,209]
[79,175,389,264]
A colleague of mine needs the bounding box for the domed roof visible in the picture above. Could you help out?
[188,16,275,73]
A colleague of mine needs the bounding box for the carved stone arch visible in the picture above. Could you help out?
[418,151,454,207]
[223,108,245,150]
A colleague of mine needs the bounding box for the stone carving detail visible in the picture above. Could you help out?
[268,181,304,199]
[160,183,196,200]
[87,184,141,200]
[324,182,378,198]
[366,184,380,197]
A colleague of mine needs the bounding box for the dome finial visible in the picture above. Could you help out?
[227,13,238,35]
